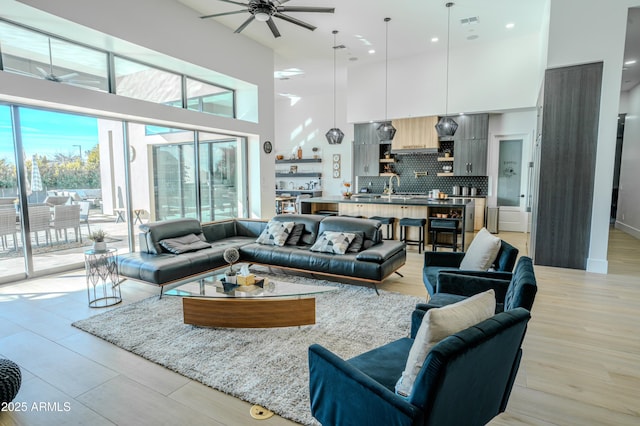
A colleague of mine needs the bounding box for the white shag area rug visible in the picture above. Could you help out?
[72,273,423,425]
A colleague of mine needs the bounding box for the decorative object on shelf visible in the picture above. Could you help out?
[289,165,298,173]
[263,140,273,154]
[442,164,453,173]
[377,18,397,142]
[223,247,240,284]
[332,154,341,178]
[88,229,107,252]
[435,3,459,138]
[297,146,303,159]
[276,154,284,160]
[342,181,352,199]
[199,0,335,39]
[312,146,320,158]
[326,30,345,145]
[444,149,451,158]
[384,150,391,159]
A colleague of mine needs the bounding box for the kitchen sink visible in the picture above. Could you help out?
[352,194,382,199]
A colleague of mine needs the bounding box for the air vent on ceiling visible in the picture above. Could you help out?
[460,16,480,25]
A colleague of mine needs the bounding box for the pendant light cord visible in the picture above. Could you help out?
[332,30,337,128]
[384,18,390,123]
[445,3,452,118]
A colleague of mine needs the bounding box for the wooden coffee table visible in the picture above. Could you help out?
[164,273,336,328]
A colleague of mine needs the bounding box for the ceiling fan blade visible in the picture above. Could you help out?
[234,16,255,33]
[36,66,49,77]
[266,18,281,38]
[273,12,316,31]
[57,72,79,81]
[201,10,248,19]
[218,0,249,6]
[277,6,335,13]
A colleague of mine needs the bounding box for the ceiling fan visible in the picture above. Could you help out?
[200,0,335,38]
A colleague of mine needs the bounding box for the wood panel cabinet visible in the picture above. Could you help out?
[455,114,489,140]
[352,143,379,177]
[473,198,486,231]
[453,139,488,176]
[391,116,439,151]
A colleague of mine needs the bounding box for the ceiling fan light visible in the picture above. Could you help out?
[377,121,397,141]
[435,116,459,137]
[325,128,344,145]
[255,12,270,22]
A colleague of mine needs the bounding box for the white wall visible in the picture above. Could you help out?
[617,84,640,238]
[275,69,352,197]
[546,0,640,273]
[0,0,276,218]
[347,32,543,123]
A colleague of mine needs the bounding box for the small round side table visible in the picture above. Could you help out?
[84,248,122,308]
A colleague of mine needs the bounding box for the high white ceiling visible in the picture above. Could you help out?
[177,0,549,97]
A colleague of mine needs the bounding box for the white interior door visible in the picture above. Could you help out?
[497,138,529,232]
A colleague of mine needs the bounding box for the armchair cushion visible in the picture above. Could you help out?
[459,228,501,270]
[396,289,496,398]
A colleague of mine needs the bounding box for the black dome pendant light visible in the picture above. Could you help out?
[377,17,396,142]
[326,30,344,144]
[435,2,459,137]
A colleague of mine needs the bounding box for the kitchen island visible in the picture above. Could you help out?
[300,195,475,250]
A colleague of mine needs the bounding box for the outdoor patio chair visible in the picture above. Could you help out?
[79,201,91,235]
[28,205,52,246]
[0,208,19,251]
[52,204,81,243]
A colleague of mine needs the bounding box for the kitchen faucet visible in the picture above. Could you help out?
[388,174,400,200]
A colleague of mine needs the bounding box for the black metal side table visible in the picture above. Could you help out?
[84,248,122,308]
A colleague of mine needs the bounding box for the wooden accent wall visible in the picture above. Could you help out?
[534,62,603,269]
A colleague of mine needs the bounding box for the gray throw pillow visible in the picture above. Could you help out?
[346,231,365,253]
[159,233,211,254]
[285,223,305,246]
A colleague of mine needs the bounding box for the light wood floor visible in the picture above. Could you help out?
[0,228,638,425]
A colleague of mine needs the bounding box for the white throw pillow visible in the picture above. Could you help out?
[395,289,496,398]
[256,220,295,247]
[459,227,501,270]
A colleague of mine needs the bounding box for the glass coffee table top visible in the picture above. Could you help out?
[164,273,337,299]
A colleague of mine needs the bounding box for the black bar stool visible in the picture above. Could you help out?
[399,218,427,253]
[369,216,396,240]
[430,219,459,251]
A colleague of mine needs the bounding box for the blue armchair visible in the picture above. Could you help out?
[423,239,519,296]
[308,308,531,426]
[413,256,537,336]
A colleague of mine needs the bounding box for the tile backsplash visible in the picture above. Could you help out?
[355,152,488,196]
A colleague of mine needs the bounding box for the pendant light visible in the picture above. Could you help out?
[326,30,344,145]
[435,2,459,137]
[377,17,396,142]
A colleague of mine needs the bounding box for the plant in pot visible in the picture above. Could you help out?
[89,229,108,252]
[223,247,240,284]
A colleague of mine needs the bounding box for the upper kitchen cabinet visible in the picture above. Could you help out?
[390,116,439,152]
[453,139,488,176]
[455,113,489,140]
[353,123,383,178]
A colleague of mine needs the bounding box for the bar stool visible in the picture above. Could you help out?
[430,219,459,251]
[399,218,427,253]
[369,216,396,240]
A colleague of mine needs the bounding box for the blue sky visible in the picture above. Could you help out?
[0,105,99,162]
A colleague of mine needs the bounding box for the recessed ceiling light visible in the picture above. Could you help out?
[273,68,304,79]
[506,23,515,29]
[368,49,376,54]
[431,37,439,42]
[624,60,637,65]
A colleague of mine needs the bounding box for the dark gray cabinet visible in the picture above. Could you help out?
[453,139,487,176]
[353,123,383,178]
[453,113,489,140]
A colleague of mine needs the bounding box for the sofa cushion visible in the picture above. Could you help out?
[159,233,211,254]
[317,216,382,246]
[310,231,356,255]
[256,220,295,246]
[140,218,203,255]
[459,228,501,271]
[395,289,496,398]
[270,214,323,245]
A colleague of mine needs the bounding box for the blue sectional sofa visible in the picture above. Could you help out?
[117,214,406,295]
